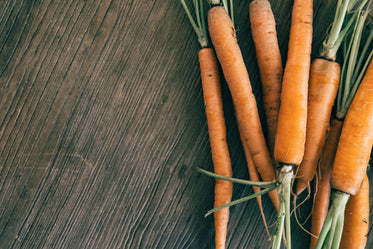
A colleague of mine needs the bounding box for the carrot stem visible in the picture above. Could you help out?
[337,1,372,118]
[332,214,344,249]
[325,210,339,249]
[205,186,277,217]
[197,167,279,188]
[271,165,293,249]
[353,30,373,81]
[271,200,285,249]
[315,207,333,248]
[320,0,350,60]
[284,176,291,249]
[315,191,350,249]
[180,0,208,48]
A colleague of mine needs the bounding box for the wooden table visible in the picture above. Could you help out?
[0,0,371,248]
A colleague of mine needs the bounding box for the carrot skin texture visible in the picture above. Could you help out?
[208,6,279,208]
[331,59,373,195]
[199,48,233,249]
[274,0,313,165]
[249,0,283,157]
[340,175,369,249]
[309,118,343,249]
[296,59,340,194]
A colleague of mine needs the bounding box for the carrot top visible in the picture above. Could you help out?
[318,0,368,60]
[180,0,209,48]
[336,0,373,119]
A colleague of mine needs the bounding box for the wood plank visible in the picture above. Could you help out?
[0,0,371,248]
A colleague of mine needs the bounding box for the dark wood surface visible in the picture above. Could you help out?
[0,0,371,248]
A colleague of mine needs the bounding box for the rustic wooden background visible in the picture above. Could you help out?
[0,0,371,248]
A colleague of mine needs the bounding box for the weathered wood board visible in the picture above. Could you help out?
[0,0,372,248]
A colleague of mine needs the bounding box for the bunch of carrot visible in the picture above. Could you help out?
[312,1,373,248]
[182,0,282,247]
[181,0,372,248]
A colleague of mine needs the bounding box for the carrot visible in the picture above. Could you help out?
[309,117,343,249]
[249,0,283,157]
[315,32,373,249]
[330,61,373,195]
[331,0,373,195]
[181,2,233,248]
[199,48,233,249]
[339,174,369,249]
[269,0,313,248]
[274,0,313,166]
[295,59,340,194]
[313,4,373,247]
[207,3,279,211]
[230,0,283,233]
[296,0,369,195]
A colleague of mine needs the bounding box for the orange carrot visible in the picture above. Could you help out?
[296,59,340,194]
[295,0,355,195]
[309,117,343,249]
[181,1,233,247]
[331,59,373,195]
[268,0,313,248]
[199,48,233,249]
[208,5,279,210]
[274,0,313,166]
[249,0,283,157]
[339,174,369,249]
[315,57,373,249]
[312,4,372,248]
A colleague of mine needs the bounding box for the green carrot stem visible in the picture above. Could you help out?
[331,213,345,249]
[314,191,350,249]
[271,200,285,249]
[271,165,294,249]
[315,208,333,248]
[351,30,373,86]
[320,0,350,60]
[197,167,279,188]
[336,0,372,119]
[180,0,208,48]
[284,175,292,249]
[332,11,357,55]
[325,210,339,249]
[204,186,276,217]
[199,0,207,41]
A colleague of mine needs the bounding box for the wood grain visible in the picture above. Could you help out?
[0,0,371,248]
